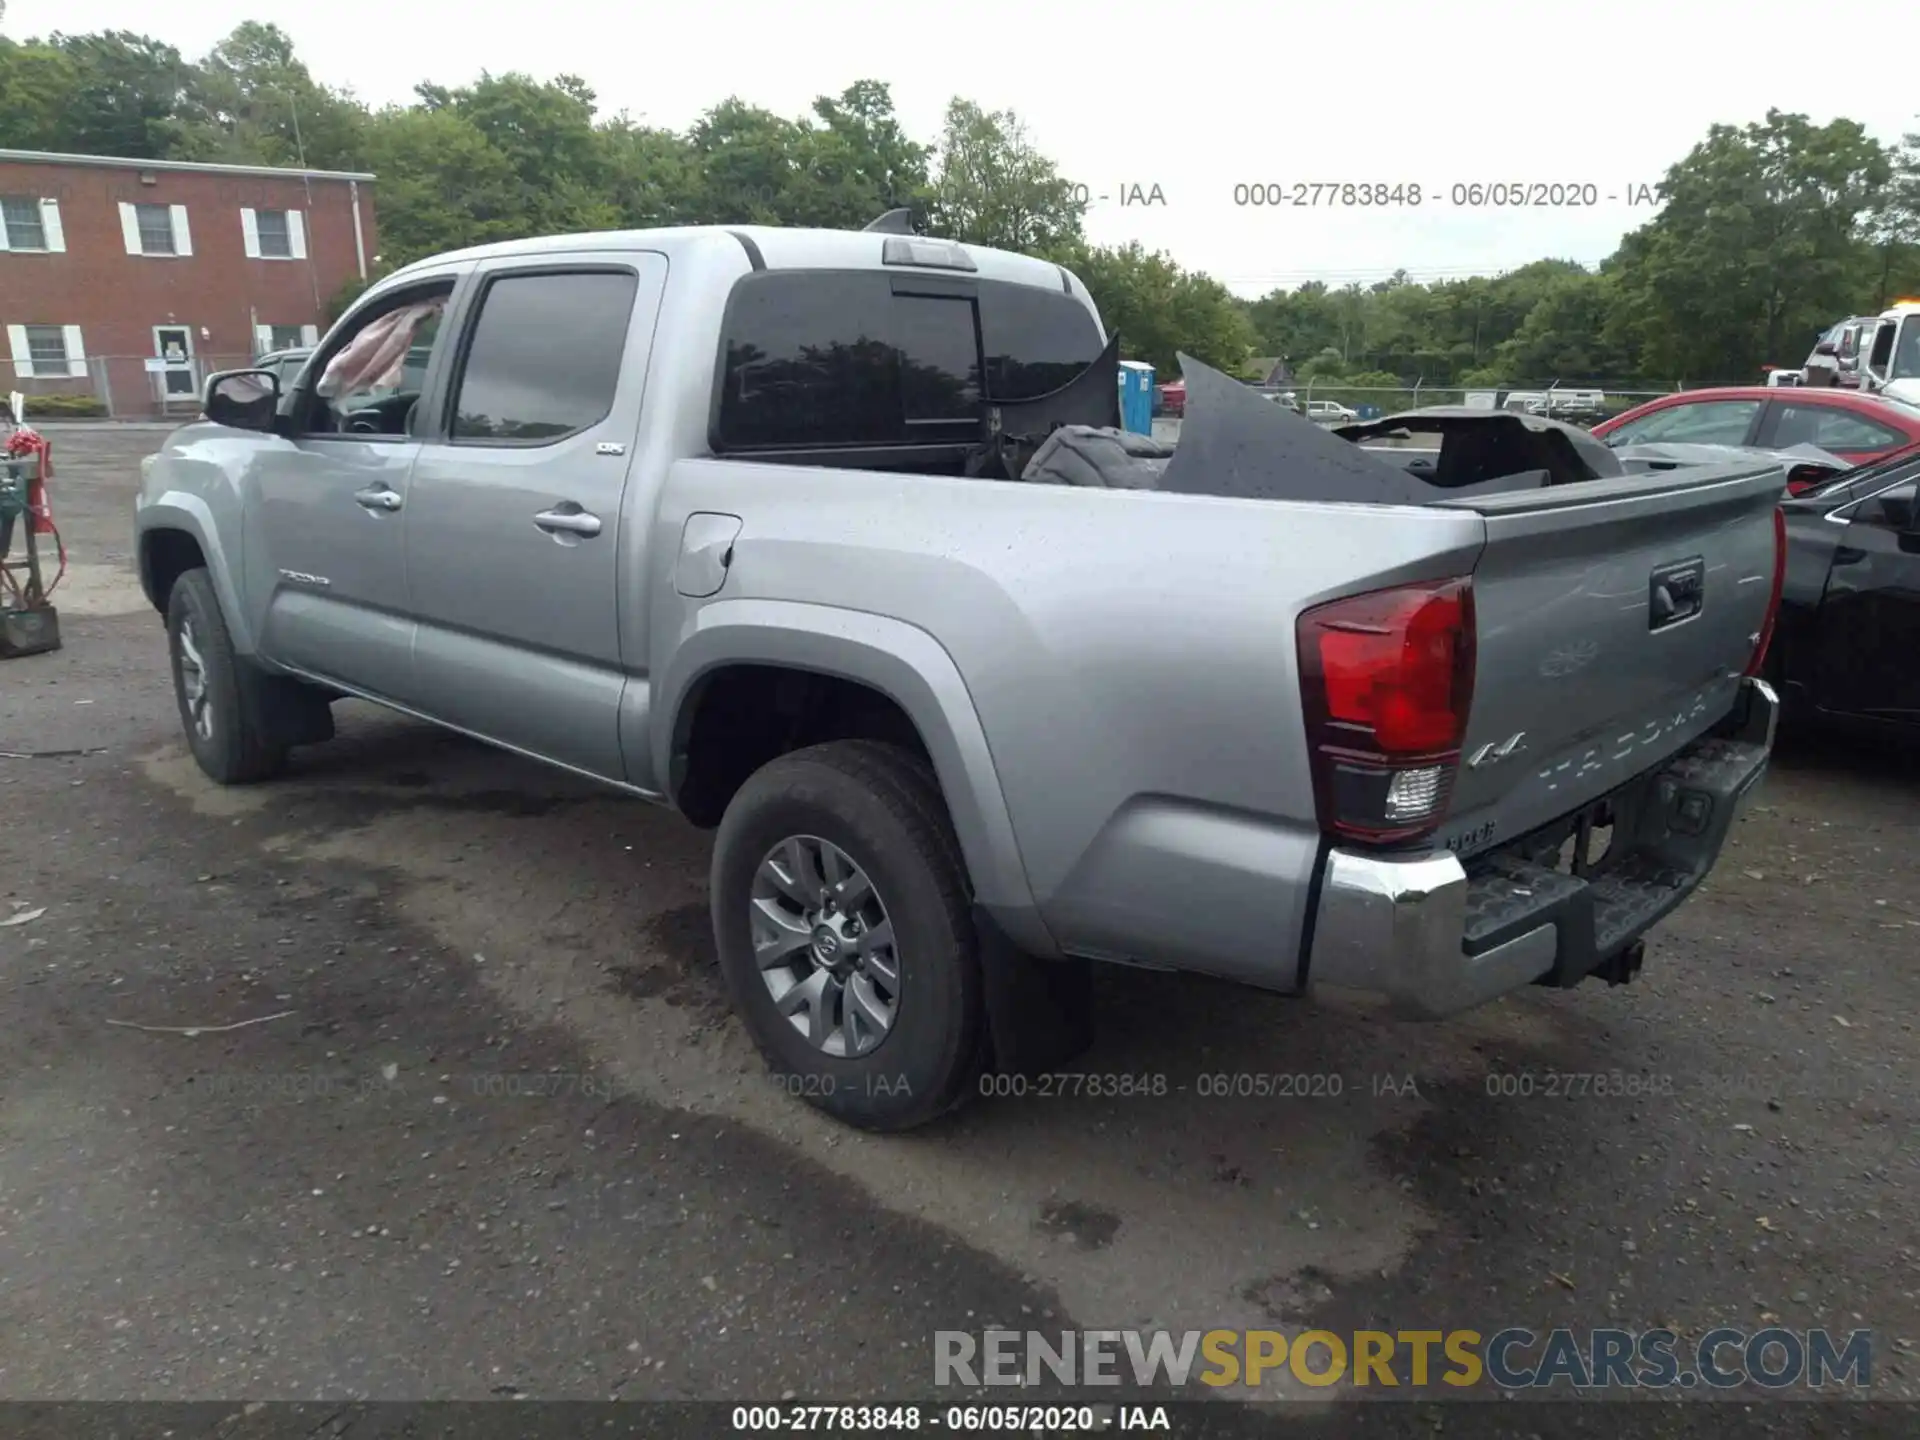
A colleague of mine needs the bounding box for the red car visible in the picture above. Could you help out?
[1591,386,1920,466]
[1157,378,1185,417]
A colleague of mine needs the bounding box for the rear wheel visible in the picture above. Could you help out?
[710,740,985,1131]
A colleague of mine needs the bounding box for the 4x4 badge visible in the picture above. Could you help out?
[1467,731,1527,768]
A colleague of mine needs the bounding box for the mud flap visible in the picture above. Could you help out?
[974,905,1095,1075]
[246,669,337,748]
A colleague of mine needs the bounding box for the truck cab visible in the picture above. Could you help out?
[1857,302,1920,405]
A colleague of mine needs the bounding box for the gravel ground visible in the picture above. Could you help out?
[1,427,1915,1433]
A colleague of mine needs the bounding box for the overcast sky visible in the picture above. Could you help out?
[12,0,1918,297]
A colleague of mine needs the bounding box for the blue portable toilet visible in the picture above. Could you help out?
[1118,361,1154,434]
[1356,403,1383,421]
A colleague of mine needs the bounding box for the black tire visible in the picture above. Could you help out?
[711,740,985,1131]
[166,568,288,784]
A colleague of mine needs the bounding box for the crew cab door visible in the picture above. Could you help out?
[241,272,463,702]
[401,252,668,780]
[1812,464,1920,723]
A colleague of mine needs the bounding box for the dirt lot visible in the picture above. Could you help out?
[1,426,1916,1429]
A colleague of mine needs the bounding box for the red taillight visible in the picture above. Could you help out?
[1298,578,1476,844]
[1744,506,1788,677]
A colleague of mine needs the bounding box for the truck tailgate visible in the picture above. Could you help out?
[1432,462,1784,855]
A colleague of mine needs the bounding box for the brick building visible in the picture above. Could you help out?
[0,149,376,417]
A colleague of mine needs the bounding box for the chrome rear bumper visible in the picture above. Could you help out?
[1305,677,1777,1018]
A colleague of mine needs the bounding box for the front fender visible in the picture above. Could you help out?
[135,490,255,654]
[655,597,1057,957]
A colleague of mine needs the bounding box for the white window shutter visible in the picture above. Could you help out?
[62,326,86,378]
[0,217,9,252]
[40,198,65,252]
[119,202,142,254]
[288,210,308,260]
[170,205,193,256]
[300,324,319,345]
[6,326,32,379]
[241,208,262,259]
[254,325,273,355]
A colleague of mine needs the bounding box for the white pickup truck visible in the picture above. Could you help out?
[1856,301,1920,404]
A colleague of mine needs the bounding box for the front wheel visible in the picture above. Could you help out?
[166,568,288,784]
[710,740,985,1131]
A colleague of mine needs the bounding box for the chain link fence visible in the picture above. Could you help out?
[1216,381,1707,426]
[2,354,259,422]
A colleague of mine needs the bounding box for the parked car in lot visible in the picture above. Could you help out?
[1769,444,1920,735]
[136,223,1784,1132]
[1303,399,1358,422]
[1802,316,1880,388]
[1591,386,1920,466]
[252,345,434,404]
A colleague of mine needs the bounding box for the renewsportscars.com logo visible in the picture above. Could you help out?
[934,1327,1874,1391]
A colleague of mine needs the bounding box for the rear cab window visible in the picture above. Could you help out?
[713,269,1103,460]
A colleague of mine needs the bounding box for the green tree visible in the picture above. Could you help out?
[1491,270,1634,384]
[1862,128,1920,308]
[1606,109,1892,379]
[1057,241,1255,377]
[807,81,933,224]
[926,98,1085,252]
[46,30,194,158]
[357,105,528,263]
[174,23,366,169]
[0,38,77,151]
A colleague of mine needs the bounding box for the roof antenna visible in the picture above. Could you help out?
[862,207,918,234]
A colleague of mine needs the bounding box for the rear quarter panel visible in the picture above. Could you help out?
[649,461,1486,982]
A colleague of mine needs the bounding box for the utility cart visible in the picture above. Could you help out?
[0,413,63,659]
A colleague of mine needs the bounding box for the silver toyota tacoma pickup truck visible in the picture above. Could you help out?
[135,222,1785,1130]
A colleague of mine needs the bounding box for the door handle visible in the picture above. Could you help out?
[1832,545,1867,565]
[353,486,403,512]
[533,506,603,538]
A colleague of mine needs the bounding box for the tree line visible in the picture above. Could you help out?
[5,22,1919,390]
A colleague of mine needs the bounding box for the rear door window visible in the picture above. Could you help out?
[1768,402,1905,453]
[450,270,638,443]
[715,271,1102,451]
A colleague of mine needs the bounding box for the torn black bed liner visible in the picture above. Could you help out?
[1155,356,1433,505]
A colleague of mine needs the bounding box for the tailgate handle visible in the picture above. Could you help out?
[1648,557,1705,631]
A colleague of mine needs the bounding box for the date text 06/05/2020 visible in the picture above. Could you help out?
[1229,181,1660,207]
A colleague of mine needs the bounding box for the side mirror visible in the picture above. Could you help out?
[1785,462,1840,494]
[1814,341,1838,357]
[204,369,281,432]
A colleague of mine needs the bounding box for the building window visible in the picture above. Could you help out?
[268,325,306,351]
[1,196,47,251]
[119,202,191,257]
[25,326,68,372]
[135,204,175,254]
[256,210,292,258]
[242,207,306,260]
[6,323,85,379]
